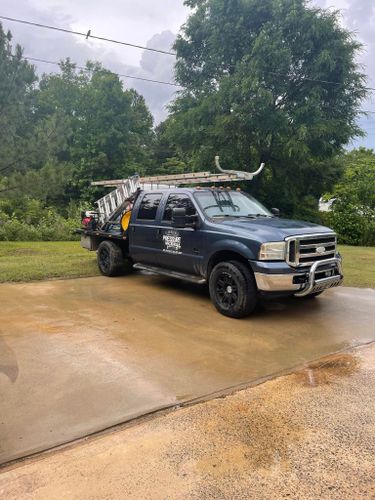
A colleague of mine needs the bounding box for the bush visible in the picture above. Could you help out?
[320,206,375,246]
[0,198,80,241]
[320,148,375,246]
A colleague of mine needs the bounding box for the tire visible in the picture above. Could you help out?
[209,260,257,318]
[97,241,124,277]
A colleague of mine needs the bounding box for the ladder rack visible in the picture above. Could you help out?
[92,171,242,188]
[92,157,265,224]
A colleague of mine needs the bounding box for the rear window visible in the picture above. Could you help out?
[137,193,162,220]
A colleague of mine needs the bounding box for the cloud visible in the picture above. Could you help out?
[118,31,178,123]
[0,0,186,122]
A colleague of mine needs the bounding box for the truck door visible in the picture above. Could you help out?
[129,192,163,265]
[157,193,204,275]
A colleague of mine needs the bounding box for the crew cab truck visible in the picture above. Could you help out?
[79,163,343,318]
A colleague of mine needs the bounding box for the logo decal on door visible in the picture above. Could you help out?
[162,230,182,254]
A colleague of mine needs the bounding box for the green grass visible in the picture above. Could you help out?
[0,241,99,283]
[338,245,375,288]
[0,242,374,288]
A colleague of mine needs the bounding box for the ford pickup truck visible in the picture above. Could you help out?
[79,183,343,318]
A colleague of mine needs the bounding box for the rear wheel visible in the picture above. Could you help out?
[97,241,124,277]
[209,260,257,318]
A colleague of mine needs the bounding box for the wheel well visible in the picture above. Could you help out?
[207,250,251,277]
[97,237,129,256]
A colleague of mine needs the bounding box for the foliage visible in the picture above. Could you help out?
[0,197,81,241]
[0,24,38,177]
[0,12,371,242]
[163,0,367,217]
[0,23,156,240]
[321,148,375,246]
[34,60,155,201]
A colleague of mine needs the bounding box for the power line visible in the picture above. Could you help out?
[2,14,375,91]
[0,14,176,56]
[24,56,182,87]
[20,55,375,95]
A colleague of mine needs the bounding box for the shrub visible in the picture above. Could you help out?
[320,206,375,246]
[0,198,80,241]
[320,148,375,246]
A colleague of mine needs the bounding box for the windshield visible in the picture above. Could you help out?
[194,190,272,219]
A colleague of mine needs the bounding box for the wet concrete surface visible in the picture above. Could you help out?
[0,274,374,465]
[1,343,374,499]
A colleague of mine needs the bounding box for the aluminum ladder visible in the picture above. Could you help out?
[92,156,265,223]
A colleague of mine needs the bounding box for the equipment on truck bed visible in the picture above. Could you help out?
[92,157,265,224]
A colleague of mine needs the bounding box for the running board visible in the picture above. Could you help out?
[133,264,206,284]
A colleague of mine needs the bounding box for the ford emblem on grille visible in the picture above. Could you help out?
[316,246,326,254]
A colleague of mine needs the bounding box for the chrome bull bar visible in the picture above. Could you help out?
[294,257,343,297]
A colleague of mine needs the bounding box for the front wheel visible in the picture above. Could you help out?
[209,260,257,318]
[97,241,124,277]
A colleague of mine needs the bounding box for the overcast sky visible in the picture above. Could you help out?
[1,0,374,147]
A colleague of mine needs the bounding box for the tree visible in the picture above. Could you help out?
[323,148,375,245]
[165,0,367,218]
[36,61,155,200]
[0,22,38,177]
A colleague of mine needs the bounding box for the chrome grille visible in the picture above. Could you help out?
[286,233,337,267]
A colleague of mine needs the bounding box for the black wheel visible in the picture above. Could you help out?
[209,260,257,318]
[97,241,124,277]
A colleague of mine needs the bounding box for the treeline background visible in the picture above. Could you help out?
[0,0,374,245]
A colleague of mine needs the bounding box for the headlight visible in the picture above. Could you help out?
[259,241,286,261]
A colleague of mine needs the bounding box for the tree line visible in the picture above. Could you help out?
[0,0,374,244]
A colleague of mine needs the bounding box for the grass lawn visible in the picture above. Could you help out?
[338,245,375,289]
[0,241,99,283]
[0,241,374,288]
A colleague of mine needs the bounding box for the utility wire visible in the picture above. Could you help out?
[2,14,375,91]
[0,14,176,56]
[24,56,182,87]
[20,56,375,96]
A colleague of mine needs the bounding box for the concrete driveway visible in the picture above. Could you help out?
[0,274,374,465]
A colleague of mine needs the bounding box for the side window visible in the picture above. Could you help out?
[137,193,162,220]
[163,194,197,222]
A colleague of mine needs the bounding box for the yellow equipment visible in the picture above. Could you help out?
[121,210,132,231]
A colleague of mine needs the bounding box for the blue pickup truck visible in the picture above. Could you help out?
[80,182,343,318]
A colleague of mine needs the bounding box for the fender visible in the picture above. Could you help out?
[202,238,258,276]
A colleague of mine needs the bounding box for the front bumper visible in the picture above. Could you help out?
[252,256,343,296]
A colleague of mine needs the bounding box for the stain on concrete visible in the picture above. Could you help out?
[296,353,360,387]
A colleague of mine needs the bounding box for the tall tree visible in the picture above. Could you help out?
[165,0,368,217]
[0,22,37,177]
[36,61,154,200]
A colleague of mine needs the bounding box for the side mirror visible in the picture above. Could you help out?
[171,207,187,228]
[271,208,280,217]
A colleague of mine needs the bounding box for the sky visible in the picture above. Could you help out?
[1,0,374,148]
